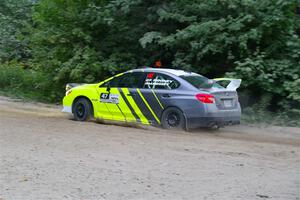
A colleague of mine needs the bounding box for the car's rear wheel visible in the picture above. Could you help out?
[73,98,93,121]
[161,107,185,130]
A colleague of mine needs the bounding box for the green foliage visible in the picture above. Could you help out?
[0,62,54,101]
[140,0,299,73]
[229,51,300,98]
[0,0,34,61]
[28,0,138,89]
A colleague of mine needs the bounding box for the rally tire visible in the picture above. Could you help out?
[73,98,93,121]
[161,107,185,130]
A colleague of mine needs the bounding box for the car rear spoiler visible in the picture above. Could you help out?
[213,78,242,91]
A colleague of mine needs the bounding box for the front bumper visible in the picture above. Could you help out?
[62,106,72,113]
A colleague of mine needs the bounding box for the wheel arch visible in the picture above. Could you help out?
[72,95,94,116]
[161,106,188,131]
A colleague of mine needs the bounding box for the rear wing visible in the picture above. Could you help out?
[213,78,242,91]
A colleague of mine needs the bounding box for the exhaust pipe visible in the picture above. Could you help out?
[211,124,219,130]
[208,122,219,130]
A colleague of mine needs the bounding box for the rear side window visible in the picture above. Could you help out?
[180,75,223,89]
[143,73,180,90]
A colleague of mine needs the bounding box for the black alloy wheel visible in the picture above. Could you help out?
[161,107,185,130]
[73,98,93,121]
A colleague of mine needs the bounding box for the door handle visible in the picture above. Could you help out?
[162,94,171,98]
[127,93,136,97]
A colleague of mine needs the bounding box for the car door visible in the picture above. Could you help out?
[96,72,148,123]
[136,72,181,125]
[116,72,151,124]
[96,74,123,121]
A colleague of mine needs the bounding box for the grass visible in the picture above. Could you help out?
[242,107,300,127]
[0,89,50,103]
[0,63,60,102]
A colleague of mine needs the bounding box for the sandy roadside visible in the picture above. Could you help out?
[0,96,299,200]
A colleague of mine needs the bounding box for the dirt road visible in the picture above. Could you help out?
[0,96,299,200]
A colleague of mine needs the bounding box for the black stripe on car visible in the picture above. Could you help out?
[140,90,164,120]
[129,88,157,124]
[118,88,141,123]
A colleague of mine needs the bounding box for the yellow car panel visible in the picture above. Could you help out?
[63,72,148,124]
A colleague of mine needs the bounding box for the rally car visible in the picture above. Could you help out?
[62,68,241,130]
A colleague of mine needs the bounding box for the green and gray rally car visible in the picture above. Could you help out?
[63,68,242,130]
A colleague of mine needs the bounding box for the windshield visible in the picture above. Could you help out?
[180,75,223,89]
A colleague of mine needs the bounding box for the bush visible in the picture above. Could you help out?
[0,62,56,102]
[240,92,300,127]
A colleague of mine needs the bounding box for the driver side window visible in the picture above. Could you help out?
[101,76,123,88]
[100,72,145,88]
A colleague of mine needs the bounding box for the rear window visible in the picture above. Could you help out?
[180,75,223,89]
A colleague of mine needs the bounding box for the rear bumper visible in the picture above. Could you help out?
[183,101,241,129]
[186,116,241,129]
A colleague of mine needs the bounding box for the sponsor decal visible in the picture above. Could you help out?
[100,93,119,104]
[147,73,155,79]
[144,78,173,87]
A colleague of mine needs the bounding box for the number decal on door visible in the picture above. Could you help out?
[100,93,119,104]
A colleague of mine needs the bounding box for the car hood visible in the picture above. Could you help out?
[66,83,98,91]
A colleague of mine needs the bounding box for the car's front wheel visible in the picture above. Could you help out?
[161,107,186,130]
[73,98,93,121]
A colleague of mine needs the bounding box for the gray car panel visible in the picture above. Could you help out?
[133,68,241,129]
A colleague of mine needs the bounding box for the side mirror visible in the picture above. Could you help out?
[106,83,111,92]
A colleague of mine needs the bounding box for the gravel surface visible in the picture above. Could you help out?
[0,96,299,200]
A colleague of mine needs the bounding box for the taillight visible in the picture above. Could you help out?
[195,94,215,104]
